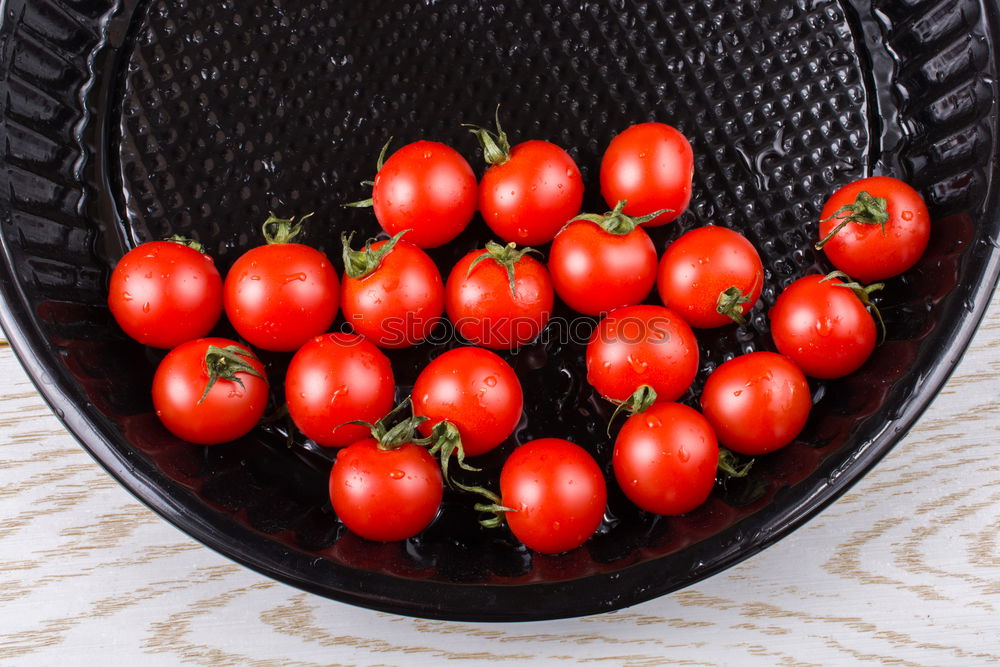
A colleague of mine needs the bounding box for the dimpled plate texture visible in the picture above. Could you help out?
[1,0,999,620]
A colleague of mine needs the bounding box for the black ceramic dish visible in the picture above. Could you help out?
[1,0,999,621]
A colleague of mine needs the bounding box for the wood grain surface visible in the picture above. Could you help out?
[1,288,998,665]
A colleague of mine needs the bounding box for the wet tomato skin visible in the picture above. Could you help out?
[372,140,477,249]
[818,176,930,283]
[500,438,607,554]
[613,402,719,515]
[341,239,444,349]
[412,347,523,457]
[549,220,658,316]
[285,333,395,448]
[600,122,694,226]
[108,241,223,349]
[479,140,584,245]
[329,438,443,542]
[586,305,699,403]
[224,243,339,352]
[769,274,877,379]
[657,226,764,328]
[700,351,811,455]
[445,249,554,349]
[152,337,268,445]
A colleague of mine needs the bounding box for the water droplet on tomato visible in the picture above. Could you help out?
[645,415,662,428]
[517,228,529,238]
[144,272,153,279]
[815,318,833,336]
[484,375,497,387]
[388,469,405,480]
[733,389,743,397]
[122,291,133,301]
[677,447,690,462]
[284,272,307,283]
[626,354,648,373]
[142,302,150,313]
[901,210,913,221]
[249,275,261,280]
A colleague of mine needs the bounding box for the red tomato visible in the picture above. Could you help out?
[817,176,930,283]
[329,438,443,542]
[548,203,658,316]
[613,402,719,515]
[341,233,444,348]
[600,122,694,226]
[586,305,699,403]
[657,226,764,328]
[370,140,477,249]
[468,116,583,244]
[413,347,523,457]
[224,215,339,352]
[445,242,554,349]
[152,337,268,445]
[769,274,878,379]
[285,333,395,447]
[500,438,607,554]
[108,240,222,349]
[700,351,811,455]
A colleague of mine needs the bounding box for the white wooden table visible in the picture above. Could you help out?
[2,288,999,665]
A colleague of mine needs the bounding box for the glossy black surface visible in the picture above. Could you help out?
[1,0,999,620]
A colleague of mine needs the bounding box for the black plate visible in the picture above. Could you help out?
[1,0,999,621]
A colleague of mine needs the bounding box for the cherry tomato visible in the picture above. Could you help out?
[330,438,443,542]
[769,274,878,379]
[413,346,523,457]
[370,140,477,249]
[224,215,339,352]
[548,202,658,316]
[600,122,694,226]
[500,438,607,554]
[700,351,811,455]
[152,337,268,445]
[586,305,699,403]
[468,116,583,245]
[341,232,443,349]
[817,176,930,283]
[613,402,719,515]
[445,242,554,349]
[285,333,395,447]
[108,239,222,349]
[657,226,764,328]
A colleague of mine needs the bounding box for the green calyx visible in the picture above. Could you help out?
[423,420,480,486]
[341,229,409,280]
[815,190,890,250]
[716,272,760,325]
[339,398,428,451]
[453,478,513,529]
[467,240,542,297]
[820,270,887,343]
[570,200,673,236]
[607,384,658,435]
[199,345,266,404]
[262,211,313,245]
[343,137,394,209]
[717,448,753,478]
[339,400,479,485]
[462,106,512,166]
[165,235,205,253]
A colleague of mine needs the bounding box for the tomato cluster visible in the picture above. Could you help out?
[107,113,929,555]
